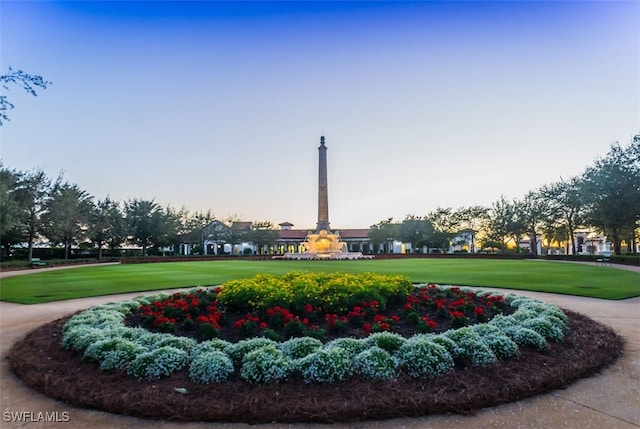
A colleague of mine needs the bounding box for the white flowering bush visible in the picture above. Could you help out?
[325,338,366,358]
[62,326,115,351]
[229,338,279,363]
[154,336,198,355]
[278,337,323,359]
[189,350,235,384]
[443,327,497,367]
[240,345,293,384]
[503,326,548,350]
[394,337,454,379]
[364,332,407,353]
[430,335,457,355]
[353,346,397,380]
[192,339,234,360]
[520,317,565,342]
[297,347,354,383]
[127,346,189,380]
[60,286,570,384]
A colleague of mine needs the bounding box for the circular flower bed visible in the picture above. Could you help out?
[61,272,569,384]
[8,271,623,423]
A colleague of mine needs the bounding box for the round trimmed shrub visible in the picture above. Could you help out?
[394,337,454,379]
[443,327,497,367]
[189,350,235,384]
[192,339,233,360]
[297,347,354,383]
[364,331,407,353]
[127,346,189,380]
[521,317,565,342]
[278,337,323,359]
[228,338,279,363]
[482,334,519,359]
[240,345,293,384]
[353,346,397,380]
[503,326,548,350]
[84,337,148,371]
[325,338,366,358]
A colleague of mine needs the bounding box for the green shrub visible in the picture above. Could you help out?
[364,332,407,353]
[192,339,233,360]
[520,317,565,342]
[297,347,354,383]
[503,326,548,350]
[189,350,235,384]
[394,337,454,378]
[353,346,397,380]
[482,334,519,359]
[325,338,366,358]
[228,338,279,363]
[127,346,189,380]
[278,337,323,359]
[240,345,293,384]
[443,327,497,367]
[62,326,114,352]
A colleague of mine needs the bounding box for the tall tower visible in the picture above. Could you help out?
[316,136,331,232]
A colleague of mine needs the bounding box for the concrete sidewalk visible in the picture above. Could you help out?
[1,289,638,428]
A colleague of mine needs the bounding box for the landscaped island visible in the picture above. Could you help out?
[9,272,623,423]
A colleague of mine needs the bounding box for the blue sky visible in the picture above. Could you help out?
[1,1,638,229]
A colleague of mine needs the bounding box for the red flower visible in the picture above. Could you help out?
[259,322,267,329]
[474,307,484,315]
[303,303,313,313]
[362,323,372,335]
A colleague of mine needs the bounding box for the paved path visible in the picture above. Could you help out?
[0,270,638,428]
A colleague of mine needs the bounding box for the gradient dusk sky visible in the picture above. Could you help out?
[1,1,638,229]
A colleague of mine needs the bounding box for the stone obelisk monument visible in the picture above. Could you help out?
[317,136,330,232]
[281,135,365,259]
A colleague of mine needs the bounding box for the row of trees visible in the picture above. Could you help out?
[1,137,638,260]
[370,137,639,256]
[0,166,288,260]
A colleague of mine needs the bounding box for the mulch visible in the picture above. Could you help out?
[7,310,623,424]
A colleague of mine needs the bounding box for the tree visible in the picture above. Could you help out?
[368,218,399,253]
[88,197,124,260]
[516,190,551,256]
[452,205,489,253]
[580,139,640,255]
[13,169,52,260]
[1,67,51,125]
[539,177,584,254]
[0,165,23,258]
[484,196,514,251]
[124,199,164,256]
[425,208,460,252]
[183,210,216,254]
[397,215,434,253]
[41,181,94,259]
[245,221,280,255]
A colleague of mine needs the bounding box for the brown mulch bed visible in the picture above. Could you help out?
[7,310,623,424]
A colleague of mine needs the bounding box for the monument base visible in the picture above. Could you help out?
[280,251,371,260]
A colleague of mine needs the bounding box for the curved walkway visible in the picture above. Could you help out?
[0,275,638,428]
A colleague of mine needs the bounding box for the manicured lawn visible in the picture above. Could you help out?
[1,259,638,304]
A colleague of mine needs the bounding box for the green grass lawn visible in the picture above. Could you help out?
[1,259,638,304]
